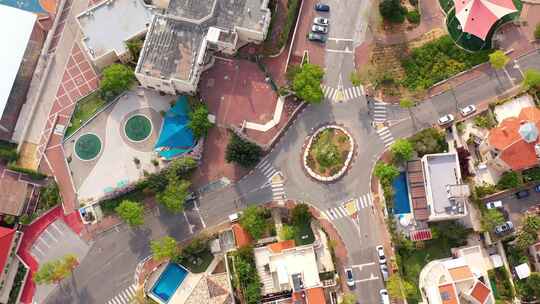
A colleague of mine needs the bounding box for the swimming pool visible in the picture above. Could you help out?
[392,172,411,215]
[0,0,45,13]
[150,263,188,303]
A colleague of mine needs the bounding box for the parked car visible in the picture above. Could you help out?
[376,245,386,264]
[459,105,477,117]
[311,24,328,34]
[345,268,355,287]
[185,192,198,203]
[535,184,540,193]
[485,200,502,209]
[314,3,330,11]
[380,289,390,304]
[228,212,242,223]
[437,114,455,126]
[313,17,329,26]
[379,264,389,282]
[494,221,514,235]
[308,32,327,43]
[515,190,530,199]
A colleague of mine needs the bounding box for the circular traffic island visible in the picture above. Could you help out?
[74,133,102,161]
[304,125,354,182]
[124,114,152,142]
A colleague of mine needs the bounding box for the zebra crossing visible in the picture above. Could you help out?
[256,158,277,179]
[107,284,137,304]
[256,158,287,203]
[372,101,388,123]
[271,179,287,203]
[322,85,364,103]
[377,126,395,148]
[322,193,373,221]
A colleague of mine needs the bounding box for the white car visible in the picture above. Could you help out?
[311,24,328,34]
[380,289,390,304]
[379,264,389,282]
[459,105,477,117]
[376,245,386,264]
[228,212,242,223]
[438,114,455,126]
[486,200,502,209]
[313,17,329,26]
[345,268,355,287]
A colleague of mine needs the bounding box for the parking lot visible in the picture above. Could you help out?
[483,183,540,228]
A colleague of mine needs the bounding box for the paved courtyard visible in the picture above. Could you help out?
[63,89,170,203]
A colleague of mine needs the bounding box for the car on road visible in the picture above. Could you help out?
[314,3,330,11]
[459,105,477,117]
[228,212,242,223]
[185,192,198,203]
[308,32,327,43]
[313,17,329,26]
[535,184,540,193]
[494,221,514,235]
[486,200,502,209]
[311,24,328,34]
[380,289,390,304]
[515,190,530,199]
[379,264,389,282]
[345,268,355,287]
[376,245,386,264]
[438,114,455,126]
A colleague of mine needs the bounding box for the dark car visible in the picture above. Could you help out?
[515,190,530,199]
[314,3,330,11]
[308,32,327,43]
[535,184,540,193]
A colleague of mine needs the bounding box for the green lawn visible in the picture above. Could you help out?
[294,222,315,246]
[65,92,106,138]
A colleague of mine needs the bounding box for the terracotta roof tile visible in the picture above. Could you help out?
[232,224,252,247]
[305,287,326,304]
[439,283,458,304]
[268,240,295,253]
[499,140,539,171]
[448,265,473,281]
[470,281,491,304]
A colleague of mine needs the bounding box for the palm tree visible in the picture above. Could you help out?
[399,98,416,129]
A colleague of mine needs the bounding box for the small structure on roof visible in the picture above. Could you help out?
[515,263,531,280]
[454,0,517,40]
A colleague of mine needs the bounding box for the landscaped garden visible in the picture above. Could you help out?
[124,114,152,142]
[74,133,102,161]
[65,92,106,137]
[305,126,353,180]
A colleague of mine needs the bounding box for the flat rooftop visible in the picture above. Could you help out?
[77,0,154,59]
[138,15,205,81]
[423,153,461,215]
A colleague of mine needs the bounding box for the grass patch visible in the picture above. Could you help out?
[100,188,146,215]
[294,222,315,246]
[473,110,497,129]
[182,249,213,273]
[488,268,515,301]
[307,128,351,176]
[65,92,106,137]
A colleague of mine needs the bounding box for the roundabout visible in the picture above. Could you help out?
[74,133,102,161]
[124,114,153,142]
[303,125,354,182]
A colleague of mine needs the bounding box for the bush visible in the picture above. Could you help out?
[277,0,301,49]
[535,23,540,40]
[188,103,214,139]
[473,111,497,129]
[497,171,522,190]
[379,0,406,23]
[279,225,296,240]
[7,164,47,180]
[115,200,144,227]
[225,133,262,168]
[292,63,325,103]
[291,203,312,225]
[232,246,261,304]
[406,10,421,24]
[401,35,490,90]
[390,139,414,164]
[239,206,268,239]
[474,183,498,198]
[99,64,134,101]
[488,268,515,300]
[39,181,60,212]
[410,128,448,157]
[374,162,399,185]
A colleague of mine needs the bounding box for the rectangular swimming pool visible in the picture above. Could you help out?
[392,172,411,215]
[150,263,188,303]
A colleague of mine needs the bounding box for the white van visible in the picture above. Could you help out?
[380,289,390,304]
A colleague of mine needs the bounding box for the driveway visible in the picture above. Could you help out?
[483,184,540,228]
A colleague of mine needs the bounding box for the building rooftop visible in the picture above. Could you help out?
[439,283,458,304]
[0,175,29,216]
[470,281,491,304]
[231,224,252,247]
[0,227,16,275]
[77,0,154,60]
[0,5,36,120]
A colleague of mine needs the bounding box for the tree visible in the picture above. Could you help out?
[481,209,505,231]
[125,38,144,64]
[188,103,214,139]
[279,225,296,240]
[516,215,540,250]
[291,63,325,103]
[99,64,135,101]
[410,128,448,157]
[390,139,414,163]
[150,236,178,261]
[340,293,357,304]
[518,272,540,300]
[156,178,190,213]
[291,203,312,225]
[41,181,60,209]
[167,157,198,179]
[516,229,538,251]
[387,275,416,300]
[431,221,469,246]
[225,133,262,168]
[115,200,144,227]
[489,50,510,70]
[522,68,540,90]
[374,162,399,185]
[34,254,78,285]
[239,206,268,239]
[497,171,522,190]
[379,0,406,23]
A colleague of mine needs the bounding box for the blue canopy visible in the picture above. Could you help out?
[154,96,196,159]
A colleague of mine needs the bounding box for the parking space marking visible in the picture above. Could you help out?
[351,262,376,269]
[328,37,354,41]
[326,48,353,54]
[183,211,194,234]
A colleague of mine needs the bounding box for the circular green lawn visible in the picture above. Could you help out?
[75,133,102,161]
[125,115,152,142]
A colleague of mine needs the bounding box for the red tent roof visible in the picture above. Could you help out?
[454,0,517,40]
[0,227,16,273]
[410,228,433,241]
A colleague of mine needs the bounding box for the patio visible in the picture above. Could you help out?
[63,88,171,204]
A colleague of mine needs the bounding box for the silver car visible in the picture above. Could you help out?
[459,105,477,117]
[313,17,329,26]
[311,24,328,34]
[438,114,455,126]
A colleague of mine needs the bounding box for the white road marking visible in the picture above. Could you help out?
[351,262,376,269]
[328,37,354,41]
[326,48,353,54]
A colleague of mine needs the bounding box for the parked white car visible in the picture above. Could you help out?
[345,268,355,287]
[438,114,455,126]
[380,289,390,304]
[486,200,502,209]
[313,17,329,26]
[376,245,386,264]
[459,105,477,117]
[228,212,242,223]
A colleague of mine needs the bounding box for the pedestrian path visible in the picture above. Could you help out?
[322,85,364,103]
[256,158,278,179]
[256,158,287,203]
[107,284,136,304]
[322,193,373,220]
[271,178,286,203]
[372,101,387,123]
[376,126,394,148]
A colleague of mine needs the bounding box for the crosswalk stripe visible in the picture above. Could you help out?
[127,285,136,295]
[367,193,373,206]
[344,89,350,100]
[338,206,347,217]
[329,209,338,219]
[332,208,342,218]
[379,132,393,141]
[258,161,271,171]
[357,86,364,96]
[331,89,338,101]
[360,196,367,208]
[324,210,334,220]
[378,129,390,136]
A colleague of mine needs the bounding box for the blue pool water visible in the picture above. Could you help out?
[0,0,45,13]
[151,263,188,303]
[392,172,411,214]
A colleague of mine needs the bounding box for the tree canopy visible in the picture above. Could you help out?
[188,103,214,139]
[374,161,399,185]
[379,0,406,23]
[410,128,448,157]
[239,206,268,239]
[156,178,190,213]
[496,171,522,190]
[522,68,540,90]
[34,254,78,285]
[291,203,312,225]
[399,98,415,109]
[167,157,198,179]
[481,209,505,231]
[339,293,357,304]
[489,50,510,70]
[150,236,178,261]
[390,139,414,163]
[99,64,135,101]
[291,63,325,103]
[387,275,416,300]
[115,200,144,227]
[225,133,262,168]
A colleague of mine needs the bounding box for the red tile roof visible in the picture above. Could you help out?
[305,287,326,304]
[268,240,296,253]
[470,281,491,304]
[488,107,540,170]
[232,224,252,247]
[410,229,432,241]
[0,227,16,274]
